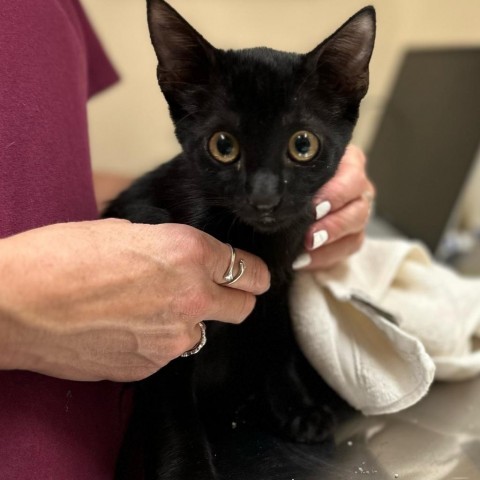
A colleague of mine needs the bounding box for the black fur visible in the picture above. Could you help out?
[105,2,375,478]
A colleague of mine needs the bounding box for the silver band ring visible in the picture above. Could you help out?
[221,244,246,286]
[181,321,207,357]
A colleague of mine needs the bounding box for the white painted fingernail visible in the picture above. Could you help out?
[292,253,312,270]
[315,201,331,220]
[312,230,329,250]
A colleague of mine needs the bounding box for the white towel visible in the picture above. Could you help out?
[290,238,480,416]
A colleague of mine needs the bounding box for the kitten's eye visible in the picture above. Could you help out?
[208,132,240,164]
[288,131,320,162]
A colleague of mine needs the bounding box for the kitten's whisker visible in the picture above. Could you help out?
[226,215,240,240]
[175,106,211,127]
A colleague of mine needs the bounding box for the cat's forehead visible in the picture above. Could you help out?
[217,47,304,118]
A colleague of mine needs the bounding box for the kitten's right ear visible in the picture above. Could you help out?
[147,0,216,94]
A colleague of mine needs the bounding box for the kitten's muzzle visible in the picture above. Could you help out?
[246,170,282,212]
[245,194,282,229]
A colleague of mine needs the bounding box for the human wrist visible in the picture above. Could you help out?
[0,238,42,372]
[0,312,36,371]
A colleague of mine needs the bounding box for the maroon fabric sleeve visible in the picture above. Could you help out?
[0,1,132,478]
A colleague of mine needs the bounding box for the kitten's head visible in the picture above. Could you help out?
[147,0,375,233]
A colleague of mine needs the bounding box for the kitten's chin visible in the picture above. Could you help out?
[240,214,299,234]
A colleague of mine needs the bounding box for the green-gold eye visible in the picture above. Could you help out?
[208,132,240,164]
[288,131,320,162]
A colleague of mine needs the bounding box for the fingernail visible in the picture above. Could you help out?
[312,230,329,250]
[315,201,331,220]
[292,253,312,270]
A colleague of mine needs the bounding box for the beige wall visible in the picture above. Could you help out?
[82,0,480,228]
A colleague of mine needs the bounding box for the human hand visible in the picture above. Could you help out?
[293,145,375,271]
[0,220,270,382]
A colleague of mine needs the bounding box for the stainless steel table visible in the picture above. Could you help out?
[331,377,480,479]
[213,377,480,479]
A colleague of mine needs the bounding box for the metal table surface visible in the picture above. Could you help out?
[212,371,480,479]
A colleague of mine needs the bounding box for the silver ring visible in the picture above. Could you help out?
[221,244,246,286]
[181,322,207,357]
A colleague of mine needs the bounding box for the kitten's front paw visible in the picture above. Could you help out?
[281,405,336,444]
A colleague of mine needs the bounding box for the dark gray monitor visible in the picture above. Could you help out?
[367,48,480,256]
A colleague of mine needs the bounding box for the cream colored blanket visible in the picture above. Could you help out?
[290,238,480,415]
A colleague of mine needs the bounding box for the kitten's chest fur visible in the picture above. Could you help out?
[193,286,293,427]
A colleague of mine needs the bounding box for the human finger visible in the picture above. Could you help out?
[299,232,365,271]
[313,145,373,220]
[173,281,255,330]
[204,240,270,295]
[207,287,257,324]
[179,288,255,357]
[305,194,371,251]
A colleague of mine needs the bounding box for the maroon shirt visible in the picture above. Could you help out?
[0,1,131,478]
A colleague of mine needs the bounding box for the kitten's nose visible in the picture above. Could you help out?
[247,170,281,211]
[248,192,281,211]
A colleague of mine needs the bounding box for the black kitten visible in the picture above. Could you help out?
[105,1,375,478]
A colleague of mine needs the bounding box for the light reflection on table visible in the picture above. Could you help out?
[213,377,480,479]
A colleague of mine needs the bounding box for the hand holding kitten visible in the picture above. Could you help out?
[294,145,375,270]
[0,220,270,381]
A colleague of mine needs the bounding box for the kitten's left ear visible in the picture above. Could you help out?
[307,6,376,101]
